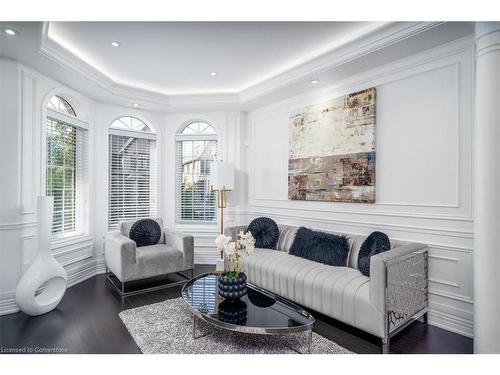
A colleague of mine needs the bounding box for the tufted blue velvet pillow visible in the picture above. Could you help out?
[247,217,280,249]
[358,231,391,277]
[289,227,349,266]
[129,219,161,247]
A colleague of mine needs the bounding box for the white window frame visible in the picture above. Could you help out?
[44,100,90,241]
[107,117,158,231]
[175,121,218,226]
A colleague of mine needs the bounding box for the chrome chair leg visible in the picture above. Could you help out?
[382,336,390,354]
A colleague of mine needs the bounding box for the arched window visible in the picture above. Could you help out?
[175,121,217,223]
[46,95,89,236]
[108,117,157,230]
[47,95,77,116]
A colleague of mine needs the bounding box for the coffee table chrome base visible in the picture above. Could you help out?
[192,314,212,340]
[284,329,313,354]
[191,313,313,354]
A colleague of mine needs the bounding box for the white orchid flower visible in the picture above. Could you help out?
[225,241,236,257]
[215,234,231,251]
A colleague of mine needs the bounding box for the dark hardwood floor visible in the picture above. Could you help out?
[0,264,473,354]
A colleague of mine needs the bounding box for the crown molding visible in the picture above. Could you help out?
[38,21,449,110]
[238,21,444,103]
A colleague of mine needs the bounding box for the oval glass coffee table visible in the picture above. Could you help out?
[181,273,315,353]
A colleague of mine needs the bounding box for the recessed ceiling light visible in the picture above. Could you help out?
[311,79,320,84]
[111,41,121,47]
[132,103,140,107]
[4,28,18,36]
[210,72,217,76]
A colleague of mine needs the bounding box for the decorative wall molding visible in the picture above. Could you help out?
[248,36,474,221]
[245,36,475,339]
[19,70,38,215]
[246,210,473,240]
[248,201,473,223]
[0,221,37,231]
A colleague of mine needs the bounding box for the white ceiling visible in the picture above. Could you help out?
[0,22,473,111]
[47,22,386,95]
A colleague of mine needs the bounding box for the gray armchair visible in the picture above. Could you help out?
[104,218,194,297]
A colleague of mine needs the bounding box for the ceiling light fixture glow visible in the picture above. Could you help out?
[210,72,217,76]
[311,79,320,84]
[4,28,18,36]
[132,103,140,107]
[111,41,121,47]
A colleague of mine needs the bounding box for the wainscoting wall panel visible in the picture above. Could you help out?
[245,37,475,337]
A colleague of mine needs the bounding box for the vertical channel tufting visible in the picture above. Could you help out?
[342,275,369,325]
[228,225,399,338]
[276,254,300,298]
[293,261,323,305]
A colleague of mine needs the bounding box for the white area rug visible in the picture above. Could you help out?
[119,297,353,354]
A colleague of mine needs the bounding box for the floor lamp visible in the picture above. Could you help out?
[211,161,234,272]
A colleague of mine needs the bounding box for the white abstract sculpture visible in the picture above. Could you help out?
[16,196,67,316]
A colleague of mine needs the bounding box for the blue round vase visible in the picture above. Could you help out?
[218,272,247,300]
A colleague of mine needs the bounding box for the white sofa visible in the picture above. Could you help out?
[225,224,428,353]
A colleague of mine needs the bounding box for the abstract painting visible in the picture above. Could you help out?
[288,87,376,203]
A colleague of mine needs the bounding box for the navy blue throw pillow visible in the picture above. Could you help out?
[289,227,349,267]
[129,219,161,247]
[247,217,280,249]
[358,231,391,277]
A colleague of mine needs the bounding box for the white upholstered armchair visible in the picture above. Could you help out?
[104,218,194,297]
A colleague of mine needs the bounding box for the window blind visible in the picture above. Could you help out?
[175,138,217,223]
[108,134,157,230]
[46,117,89,236]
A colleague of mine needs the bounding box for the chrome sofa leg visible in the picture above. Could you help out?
[423,311,428,324]
[121,281,125,303]
[382,336,390,354]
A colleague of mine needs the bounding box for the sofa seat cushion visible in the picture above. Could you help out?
[241,248,384,337]
[130,244,184,281]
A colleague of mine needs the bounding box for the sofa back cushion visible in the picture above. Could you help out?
[120,218,164,244]
[274,224,409,269]
[129,219,162,248]
[276,225,298,252]
[289,227,349,266]
[247,217,280,249]
[357,231,391,276]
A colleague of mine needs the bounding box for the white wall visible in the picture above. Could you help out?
[0,59,245,314]
[245,37,475,337]
[0,33,476,339]
[0,60,99,314]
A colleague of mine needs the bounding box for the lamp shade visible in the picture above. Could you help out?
[211,161,234,190]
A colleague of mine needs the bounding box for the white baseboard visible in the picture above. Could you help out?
[428,308,474,338]
[0,291,18,316]
[95,257,107,274]
[0,257,100,316]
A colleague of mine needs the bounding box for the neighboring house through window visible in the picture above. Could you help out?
[108,116,157,230]
[176,121,217,224]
